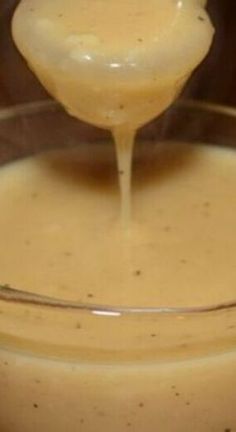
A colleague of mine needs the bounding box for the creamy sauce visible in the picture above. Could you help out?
[4,2,236,431]
[12,0,214,130]
[0,349,235,432]
[0,142,236,432]
[0,142,235,308]
[12,0,214,222]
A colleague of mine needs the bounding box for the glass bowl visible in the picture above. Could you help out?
[0,100,235,432]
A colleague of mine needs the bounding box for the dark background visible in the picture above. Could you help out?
[1,0,236,108]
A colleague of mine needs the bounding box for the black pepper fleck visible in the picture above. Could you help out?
[64,251,73,257]
[134,270,142,276]
[33,403,38,409]
[198,16,205,22]
[175,392,180,397]
[31,192,39,199]
[150,333,157,338]
[119,104,125,110]
[87,293,94,298]
[224,429,231,432]
[75,322,82,329]
[137,38,143,42]
[163,226,171,232]
[179,343,188,349]
[59,284,67,291]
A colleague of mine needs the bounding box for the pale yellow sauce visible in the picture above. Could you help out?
[0,142,235,308]
[12,0,214,130]
[1,2,235,432]
[0,143,236,432]
[12,0,214,222]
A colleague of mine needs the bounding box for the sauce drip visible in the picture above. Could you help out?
[12,0,214,223]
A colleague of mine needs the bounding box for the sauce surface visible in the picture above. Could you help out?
[0,4,235,431]
[12,0,214,129]
[12,0,214,223]
[0,142,235,308]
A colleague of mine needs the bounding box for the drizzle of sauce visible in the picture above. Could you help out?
[12,0,214,224]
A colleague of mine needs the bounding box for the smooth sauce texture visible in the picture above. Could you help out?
[12,0,214,130]
[12,0,214,223]
[0,144,236,432]
[0,142,236,308]
[0,4,235,431]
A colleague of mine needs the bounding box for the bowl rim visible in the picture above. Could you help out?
[0,98,236,317]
